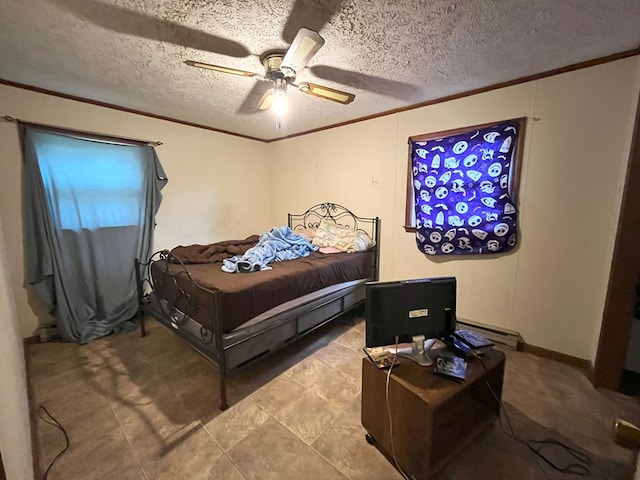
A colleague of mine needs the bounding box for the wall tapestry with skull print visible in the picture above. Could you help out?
[410,119,523,255]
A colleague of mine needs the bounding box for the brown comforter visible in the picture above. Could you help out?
[169,235,260,264]
[152,250,374,333]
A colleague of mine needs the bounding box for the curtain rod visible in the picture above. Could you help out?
[1,115,162,146]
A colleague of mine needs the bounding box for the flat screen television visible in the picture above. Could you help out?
[365,277,457,366]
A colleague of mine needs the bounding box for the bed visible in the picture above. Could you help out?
[135,202,380,409]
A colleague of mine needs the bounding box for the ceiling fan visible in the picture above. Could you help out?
[184,27,355,112]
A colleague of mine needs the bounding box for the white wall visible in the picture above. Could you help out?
[268,115,400,277]
[0,85,274,338]
[0,213,33,480]
[269,57,640,362]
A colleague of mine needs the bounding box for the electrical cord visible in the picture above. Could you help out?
[38,405,69,480]
[474,353,592,477]
[384,337,410,480]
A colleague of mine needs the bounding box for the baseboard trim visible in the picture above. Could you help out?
[587,362,595,384]
[518,342,592,372]
[23,335,39,347]
[457,318,519,350]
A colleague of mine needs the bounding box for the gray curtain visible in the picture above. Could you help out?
[22,126,167,344]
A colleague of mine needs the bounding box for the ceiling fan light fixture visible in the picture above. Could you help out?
[272,79,288,115]
[272,91,288,114]
[280,65,297,79]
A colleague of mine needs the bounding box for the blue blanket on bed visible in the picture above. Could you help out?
[221,226,318,273]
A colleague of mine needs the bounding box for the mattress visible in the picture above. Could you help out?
[151,251,374,333]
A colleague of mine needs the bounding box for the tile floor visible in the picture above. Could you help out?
[27,314,640,479]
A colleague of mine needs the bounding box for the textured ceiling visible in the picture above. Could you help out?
[1,0,639,141]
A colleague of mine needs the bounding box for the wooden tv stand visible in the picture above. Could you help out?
[361,348,505,479]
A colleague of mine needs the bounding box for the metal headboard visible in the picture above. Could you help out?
[288,202,380,281]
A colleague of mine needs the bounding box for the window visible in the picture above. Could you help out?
[405,118,525,255]
[33,133,150,231]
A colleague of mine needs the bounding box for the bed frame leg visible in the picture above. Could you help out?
[134,258,147,337]
[139,309,147,338]
[219,372,228,410]
[213,294,228,410]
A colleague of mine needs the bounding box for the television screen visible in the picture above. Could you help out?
[365,277,457,349]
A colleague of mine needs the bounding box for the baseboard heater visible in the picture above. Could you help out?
[456,317,520,351]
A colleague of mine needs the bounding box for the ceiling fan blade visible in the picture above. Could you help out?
[52,0,250,58]
[281,28,325,75]
[309,65,420,102]
[184,60,259,78]
[282,0,343,43]
[237,82,274,114]
[297,82,355,105]
[257,89,275,111]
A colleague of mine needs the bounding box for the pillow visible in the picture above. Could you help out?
[312,219,357,253]
[312,219,374,253]
[355,230,375,251]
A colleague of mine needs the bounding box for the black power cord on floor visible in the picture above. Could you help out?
[475,353,593,478]
[37,405,69,480]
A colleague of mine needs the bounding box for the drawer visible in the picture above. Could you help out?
[298,298,342,332]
